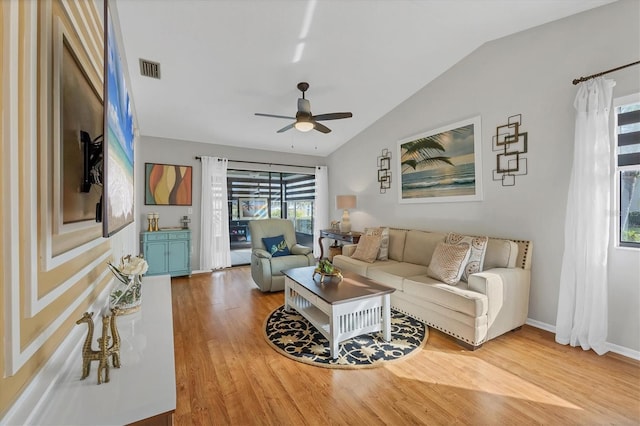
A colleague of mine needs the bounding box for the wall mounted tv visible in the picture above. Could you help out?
[102,0,135,237]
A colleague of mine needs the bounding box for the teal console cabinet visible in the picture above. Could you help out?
[141,230,191,277]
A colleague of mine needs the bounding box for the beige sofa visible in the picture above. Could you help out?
[332,228,532,349]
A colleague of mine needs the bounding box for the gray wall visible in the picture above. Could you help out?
[327,0,640,354]
[136,136,324,271]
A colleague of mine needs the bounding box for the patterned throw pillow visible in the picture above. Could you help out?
[352,234,382,263]
[364,227,390,261]
[445,232,489,282]
[427,242,471,285]
[262,235,290,257]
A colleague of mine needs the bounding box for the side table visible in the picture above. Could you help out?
[319,229,361,260]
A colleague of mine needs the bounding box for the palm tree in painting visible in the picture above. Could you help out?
[401,136,453,172]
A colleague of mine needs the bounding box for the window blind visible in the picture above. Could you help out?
[617,108,640,167]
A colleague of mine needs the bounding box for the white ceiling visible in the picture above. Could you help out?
[115,0,613,157]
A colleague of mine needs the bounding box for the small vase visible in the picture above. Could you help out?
[110,274,142,315]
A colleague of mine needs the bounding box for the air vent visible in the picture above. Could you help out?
[139,58,161,79]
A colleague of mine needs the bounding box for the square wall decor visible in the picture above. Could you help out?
[145,163,192,205]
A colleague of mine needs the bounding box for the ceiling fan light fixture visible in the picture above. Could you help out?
[294,121,314,132]
[255,82,352,134]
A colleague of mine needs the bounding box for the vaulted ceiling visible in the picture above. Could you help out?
[115,0,614,157]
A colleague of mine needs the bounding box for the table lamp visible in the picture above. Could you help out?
[336,195,356,233]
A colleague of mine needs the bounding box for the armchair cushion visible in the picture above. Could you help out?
[262,235,290,257]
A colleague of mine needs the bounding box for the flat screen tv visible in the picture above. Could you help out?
[102,0,135,237]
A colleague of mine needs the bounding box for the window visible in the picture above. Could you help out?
[226,169,316,246]
[614,94,640,248]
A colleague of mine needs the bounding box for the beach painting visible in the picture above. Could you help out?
[103,5,135,236]
[239,198,268,220]
[398,116,483,203]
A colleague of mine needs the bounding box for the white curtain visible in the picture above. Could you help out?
[313,166,329,258]
[200,156,231,270]
[555,77,615,355]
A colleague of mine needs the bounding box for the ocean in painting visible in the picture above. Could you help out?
[105,11,135,233]
[401,162,476,199]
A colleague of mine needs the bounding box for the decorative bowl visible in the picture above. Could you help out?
[312,267,343,283]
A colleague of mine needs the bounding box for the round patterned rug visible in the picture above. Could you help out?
[263,306,428,369]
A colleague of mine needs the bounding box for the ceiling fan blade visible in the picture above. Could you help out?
[313,112,353,121]
[313,122,331,134]
[297,98,311,114]
[255,113,296,120]
[276,123,295,133]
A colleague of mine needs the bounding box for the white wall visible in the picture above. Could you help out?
[136,136,325,270]
[327,0,640,353]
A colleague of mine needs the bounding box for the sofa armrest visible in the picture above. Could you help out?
[468,271,504,328]
[342,244,358,256]
[252,248,272,259]
[291,244,312,255]
[468,267,531,338]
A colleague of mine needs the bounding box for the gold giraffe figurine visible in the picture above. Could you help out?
[109,308,122,368]
[76,312,100,381]
[76,311,122,385]
[96,316,111,384]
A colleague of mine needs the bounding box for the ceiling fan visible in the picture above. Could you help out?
[255,82,353,134]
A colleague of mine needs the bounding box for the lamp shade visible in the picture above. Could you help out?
[336,195,356,210]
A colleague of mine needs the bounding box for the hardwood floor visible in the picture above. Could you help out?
[171,267,640,425]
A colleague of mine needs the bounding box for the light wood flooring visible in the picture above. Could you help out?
[171,266,640,425]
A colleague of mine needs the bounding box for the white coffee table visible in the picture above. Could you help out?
[283,266,395,359]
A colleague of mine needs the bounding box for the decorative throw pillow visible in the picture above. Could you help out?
[445,232,489,282]
[364,226,390,261]
[352,234,382,263]
[427,242,471,285]
[262,235,290,257]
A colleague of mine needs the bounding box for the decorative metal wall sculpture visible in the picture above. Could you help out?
[377,149,392,194]
[492,114,528,187]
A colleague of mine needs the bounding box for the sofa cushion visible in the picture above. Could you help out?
[352,234,382,263]
[403,275,489,318]
[445,233,489,282]
[367,262,429,291]
[365,227,390,261]
[332,255,397,276]
[484,239,519,269]
[388,228,407,261]
[426,242,471,285]
[403,231,446,266]
[262,235,290,257]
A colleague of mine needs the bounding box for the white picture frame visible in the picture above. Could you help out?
[397,116,483,204]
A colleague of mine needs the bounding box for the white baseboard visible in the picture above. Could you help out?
[525,318,555,333]
[526,317,640,361]
[606,342,640,361]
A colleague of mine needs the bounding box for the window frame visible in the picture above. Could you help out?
[613,92,640,250]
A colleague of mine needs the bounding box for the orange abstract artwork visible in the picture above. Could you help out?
[145,163,192,205]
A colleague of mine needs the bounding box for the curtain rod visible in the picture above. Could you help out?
[572,60,640,85]
[194,156,318,170]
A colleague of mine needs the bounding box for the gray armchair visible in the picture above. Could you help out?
[248,219,315,292]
